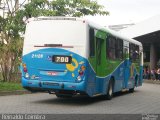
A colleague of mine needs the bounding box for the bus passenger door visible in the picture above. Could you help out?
[139,51,143,86]
[95,31,106,93]
[96,38,103,74]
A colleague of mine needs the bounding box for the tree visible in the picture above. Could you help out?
[0,0,109,82]
[23,0,108,17]
[0,0,23,82]
[15,0,109,33]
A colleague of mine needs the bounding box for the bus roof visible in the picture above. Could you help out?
[86,19,142,47]
[27,16,142,47]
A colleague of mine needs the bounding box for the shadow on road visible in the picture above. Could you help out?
[32,90,140,106]
[33,95,103,106]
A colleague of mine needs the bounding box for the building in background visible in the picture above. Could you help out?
[119,15,160,69]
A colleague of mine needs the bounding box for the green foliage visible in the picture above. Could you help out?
[50,0,108,16]
[15,0,109,33]
[0,82,24,91]
[23,0,108,17]
[0,12,23,82]
[0,0,108,82]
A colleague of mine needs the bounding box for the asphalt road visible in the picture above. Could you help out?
[0,83,160,114]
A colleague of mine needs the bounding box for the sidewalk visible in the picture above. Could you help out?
[0,90,31,96]
[143,79,160,84]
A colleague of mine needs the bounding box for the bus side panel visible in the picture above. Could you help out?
[124,60,142,89]
[87,60,125,95]
[87,58,142,97]
[85,62,97,97]
[96,76,110,95]
[111,61,125,92]
[107,59,140,92]
[85,62,110,97]
[124,59,131,88]
[138,65,143,86]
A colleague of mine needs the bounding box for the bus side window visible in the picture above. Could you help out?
[107,35,116,60]
[140,51,143,66]
[96,38,102,65]
[123,47,128,59]
[89,28,95,57]
[115,39,123,60]
[135,45,139,60]
[129,43,139,62]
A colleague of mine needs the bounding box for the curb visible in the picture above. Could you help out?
[0,80,158,96]
[0,90,32,96]
[143,79,160,84]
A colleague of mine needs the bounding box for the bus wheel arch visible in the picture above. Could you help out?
[104,76,115,100]
[110,76,115,88]
[129,75,138,93]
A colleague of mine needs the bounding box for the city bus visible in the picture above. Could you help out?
[21,17,143,99]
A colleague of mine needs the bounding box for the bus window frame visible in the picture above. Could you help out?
[115,38,123,60]
[89,27,95,57]
[129,43,140,62]
[106,35,116,60]
[106,35,123,60]
[96,37,103,65]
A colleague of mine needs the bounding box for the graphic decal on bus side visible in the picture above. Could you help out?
[66,56,86,78]
[130,63,139,80]
[66,57,78,78]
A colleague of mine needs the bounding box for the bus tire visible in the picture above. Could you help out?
[135,75,138,86]
[103,80,114,100]
[129,88,134,93]
[107,80,113,100]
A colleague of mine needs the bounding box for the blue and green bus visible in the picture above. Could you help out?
[21,17,143,99]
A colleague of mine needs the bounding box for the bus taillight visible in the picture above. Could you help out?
[79,71,84,76]
[79,65,85,76]
[81,65,85,71]
[77,65,86,82]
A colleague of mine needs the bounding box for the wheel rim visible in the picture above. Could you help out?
[109,83,112,96]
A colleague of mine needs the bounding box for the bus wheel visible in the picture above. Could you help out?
[103,80,113,100]
[129,88,134,93]
[55,93,72,98]
[107,80,113,100]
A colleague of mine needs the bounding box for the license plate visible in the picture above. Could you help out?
[52,55,72,64]
[43,82,59,86]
